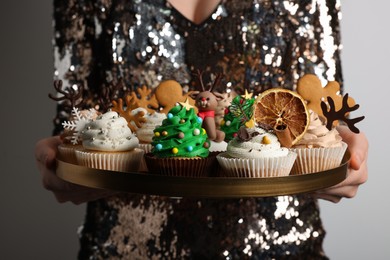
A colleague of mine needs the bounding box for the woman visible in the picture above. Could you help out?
[35,0,368,258]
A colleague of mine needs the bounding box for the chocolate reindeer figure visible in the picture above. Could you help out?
[190,71,226,142]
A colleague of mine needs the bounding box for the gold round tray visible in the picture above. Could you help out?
[56,151,350,198]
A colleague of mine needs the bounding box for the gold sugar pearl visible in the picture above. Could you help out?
[262,136,272,144]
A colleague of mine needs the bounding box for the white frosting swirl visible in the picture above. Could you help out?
[294,111,342,148]
[81,111,139,151]
[227,127,289,159]
[136,112,166,143]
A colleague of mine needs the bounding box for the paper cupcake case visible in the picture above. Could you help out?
[144,153,219,177]
[138,143,153,172]
[216,152,297,178]
[57,144,81,164]
[290,142,348,175]
[75,148,144,173]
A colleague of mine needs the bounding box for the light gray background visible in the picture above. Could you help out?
[1,1,388,259]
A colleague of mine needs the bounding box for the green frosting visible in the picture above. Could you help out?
[151,104,210,158]
[220,94,255,141]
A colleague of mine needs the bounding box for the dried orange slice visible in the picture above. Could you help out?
[254,88,310,145]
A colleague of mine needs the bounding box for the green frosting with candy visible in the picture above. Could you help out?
[221,94,255,141]
[151,104,210,158]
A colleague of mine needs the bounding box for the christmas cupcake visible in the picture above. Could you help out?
[58,108,100,164]
[136,110,167,154]
[75,111,144,172]
[290,110,347,174]
[144,100,215,177]
[135,109,166,171]
[217,126,297,178]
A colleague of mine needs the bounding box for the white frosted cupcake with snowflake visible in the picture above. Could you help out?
[58,108,99,164]
[75,110,144,172]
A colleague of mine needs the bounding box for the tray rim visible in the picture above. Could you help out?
[56,150,350,198]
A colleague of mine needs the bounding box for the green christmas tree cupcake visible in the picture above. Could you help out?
[145,99,216,177]
[220,90,255,141]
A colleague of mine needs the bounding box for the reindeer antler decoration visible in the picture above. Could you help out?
[321,93,365,133]
[194,69,206,91]
[193,69,224,92]
[48,80,83,108]
[210,73,223,92]
[99,78,127,111]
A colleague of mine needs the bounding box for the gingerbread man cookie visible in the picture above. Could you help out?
[297,74,355,122]
[154,80,196,114]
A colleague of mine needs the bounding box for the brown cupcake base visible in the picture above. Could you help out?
[144,153,219,177]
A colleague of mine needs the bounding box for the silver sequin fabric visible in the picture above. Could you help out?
[53,0,343,258]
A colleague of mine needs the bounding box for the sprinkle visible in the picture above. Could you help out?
[197,117,203,123]
[186,146,193,152]
[193,129,200,136]
[225,120,231,126]
[203,142,210,148]
[162,131,168,136]
[155,144,162,150]
[180,119,186,123]
[167,113,173,119]
[154,132,160,137]
[178,132,185,139]
[172,147,179,154]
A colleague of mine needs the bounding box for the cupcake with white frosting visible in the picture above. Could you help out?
[58,108,100,164]
[134,109,166,171]
[75,111,144,172]
[290,110,347,174]
[217,126,296,177]
[136,110,167,153]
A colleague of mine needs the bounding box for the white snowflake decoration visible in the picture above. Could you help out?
[62,107,97,144]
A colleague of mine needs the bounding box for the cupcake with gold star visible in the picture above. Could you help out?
[144,99,216,177]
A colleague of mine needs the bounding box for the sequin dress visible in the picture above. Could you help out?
[53,0,343,259]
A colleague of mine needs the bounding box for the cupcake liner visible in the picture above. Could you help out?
[216,152,297,178]
[138,143,153,154]
[57,144,80,164]
[138,143,153,172]
[144,153,218,177]
[290,142,348,175]
[75,148,144,173]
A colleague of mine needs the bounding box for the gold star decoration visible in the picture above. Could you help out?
[241,89,253,99]
[179,98,194,111]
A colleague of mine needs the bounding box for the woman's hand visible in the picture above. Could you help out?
[314,125,368,203]
[34,136,117,204]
